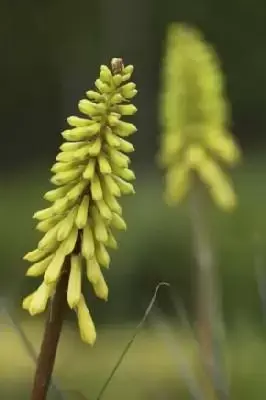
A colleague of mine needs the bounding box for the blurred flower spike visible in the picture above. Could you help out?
[22,59,138,345]
[158,23,241,211]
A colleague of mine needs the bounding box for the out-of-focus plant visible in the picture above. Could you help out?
[22,58,137,400]
[158,23,241,399]
[158,23,240,209]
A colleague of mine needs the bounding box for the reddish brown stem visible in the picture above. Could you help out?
[30,259,70,400]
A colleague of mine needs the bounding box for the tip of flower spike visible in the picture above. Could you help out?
[111,58,124,75]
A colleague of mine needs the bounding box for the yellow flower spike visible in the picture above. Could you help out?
[29,282,55,316]
[26,255,54,277]
[91,174,103,201]
[91,206,108,243]
[67,254,82,309]
[57,206,78,241]
[23,59,137,344]
[83,158,96,180]
[158,23,241,210]
[86,257,101,284]
[95,242,110,268]
[81,224,95,259]
[76,295,97,345]
[75,195,90,229]
[157,29,242,375]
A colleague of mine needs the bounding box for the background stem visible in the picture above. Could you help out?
[189,176,228,399]
[30,259,70,400]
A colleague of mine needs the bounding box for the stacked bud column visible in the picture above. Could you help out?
[23,60,138,344]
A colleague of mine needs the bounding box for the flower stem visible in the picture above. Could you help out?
[30,258,70,400]
[189,175,228,399]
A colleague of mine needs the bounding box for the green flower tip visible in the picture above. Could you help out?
[23,58,137,344]
[158,23,241,212]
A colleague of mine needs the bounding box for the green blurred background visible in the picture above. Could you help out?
[1,0,266,398]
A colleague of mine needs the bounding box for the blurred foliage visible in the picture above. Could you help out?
[1,322,266,399]
[1,0,266,174]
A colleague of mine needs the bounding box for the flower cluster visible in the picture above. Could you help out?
[23,58,137,344]
[158,24,241,210]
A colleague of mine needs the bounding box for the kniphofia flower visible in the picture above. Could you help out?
[158,24,241,210]
[23,58,137,344]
